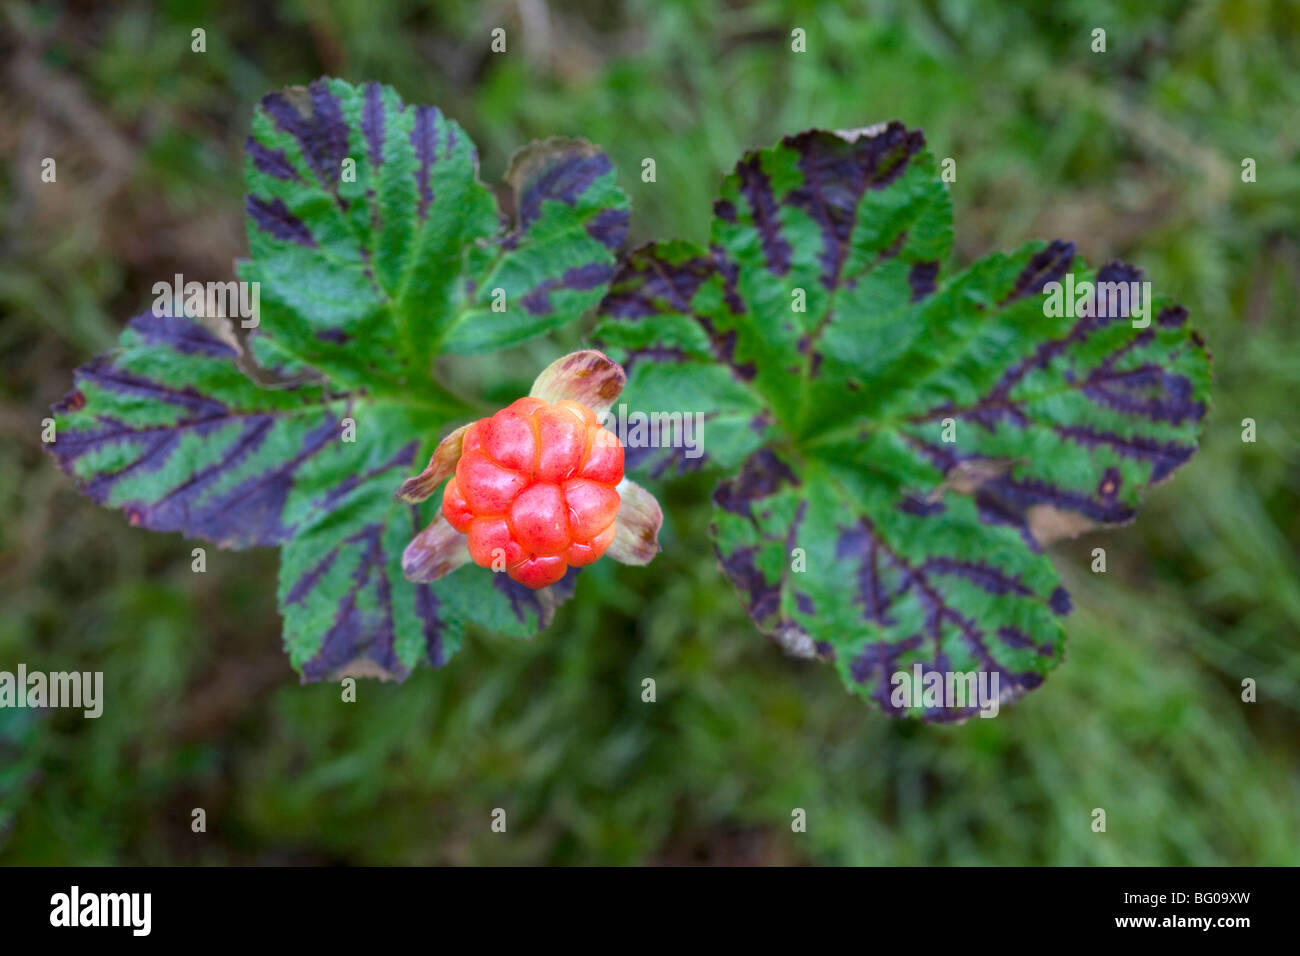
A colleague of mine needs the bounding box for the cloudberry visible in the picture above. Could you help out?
[400,350,660,591]
[441,396,624,589]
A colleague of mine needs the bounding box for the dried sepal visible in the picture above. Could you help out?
[396,423,470,503]
[529,349,626,420]
[402,514,471,583]
[606,478,663,566]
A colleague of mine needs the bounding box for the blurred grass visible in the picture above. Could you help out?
[1,0,1297,864]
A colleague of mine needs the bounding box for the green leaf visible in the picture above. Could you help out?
[241,80,627,388]
[595,240,775,477]
[446,138,631,353]
[280,479,573,681]
[48,78,629,681]
[596,123,1211,720]
[49,313,415,548]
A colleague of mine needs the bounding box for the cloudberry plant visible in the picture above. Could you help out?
[44,75,1210,717]
[47,80,644,682]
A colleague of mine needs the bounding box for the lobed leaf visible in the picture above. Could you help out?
[446,137,630,353]
[48,312,424,550]
[279,482,569,681]
[596,123,1211,720]
[241,80,627,386]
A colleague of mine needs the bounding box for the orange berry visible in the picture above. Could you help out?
[439,397,624,588]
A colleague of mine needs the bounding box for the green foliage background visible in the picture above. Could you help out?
[2,0,1297,864]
